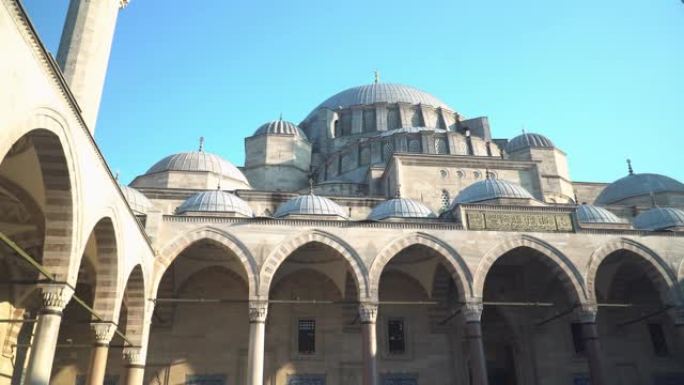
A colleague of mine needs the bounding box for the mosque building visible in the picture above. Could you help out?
[0,1,683,385]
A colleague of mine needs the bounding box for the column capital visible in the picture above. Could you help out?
[122,347,145,367]
[576,303,599,323]
[358,303,378,324]
[463,299,484,323]
[249,301,268,323]
[39,284,74,313]
[91,322,117,345]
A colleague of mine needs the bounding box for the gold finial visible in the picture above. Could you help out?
[199,136,205,152]
[627,158,633,175]
[374,70,380,84]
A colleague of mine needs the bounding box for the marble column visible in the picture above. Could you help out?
[86,322,117,385]
[25,284,74,385]
[247,301,268,385]
[577,304,606,385]
[123,347,145,385]
[463,300,488,385]
[359,303,378,385]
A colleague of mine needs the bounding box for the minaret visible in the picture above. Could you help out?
[56,0,129,134]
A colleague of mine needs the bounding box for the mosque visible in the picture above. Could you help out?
[1,1,683,385]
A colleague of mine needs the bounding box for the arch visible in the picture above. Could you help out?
[259,229,368,299]
[369,232,472,301]
[120,265,146,346]
[473,235,586,304]
[1,110,78,282]
[80,216,121,321]
[586,238,680,305]
[156,226,258,299]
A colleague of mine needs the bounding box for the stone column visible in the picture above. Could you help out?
[359,303,378,385]
[463,300,488,385]
[25,284,73,385]
[123,347,145,385]
[86,322,117,385]
[577,304,606,385]
[247,301,268,385]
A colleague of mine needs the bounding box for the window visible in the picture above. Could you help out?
[648,323,668,356]
[185,375,226,385]
[570,323,585,355]
[298,319,316,354]
[441,190,450,211]
[387,319,406,354]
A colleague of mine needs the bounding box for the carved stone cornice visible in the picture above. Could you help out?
[463,299,484,323]
[575,303,598,323]
[39,284,74,313]
[91,322,117,345]
[358,303,378,324]
[249,301,268,323]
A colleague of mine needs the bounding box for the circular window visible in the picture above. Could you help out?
[440,169,449,178]
[473,171,482,179]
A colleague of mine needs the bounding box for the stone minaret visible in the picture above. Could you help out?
[57,0,129,134]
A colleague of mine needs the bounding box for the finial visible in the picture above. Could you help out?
[574,193,580,205]
[395,184,401,198]
[485,168,490,179]
[308,175,314,195]
[650,191,657,208]
[114,171,120,181]
[627,158,633,175]
[217,180,221,190]
[199,136,205,152]
[279,113,283,121]
[374,70,380,84]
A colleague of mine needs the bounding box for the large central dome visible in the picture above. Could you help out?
[314,83,453,111]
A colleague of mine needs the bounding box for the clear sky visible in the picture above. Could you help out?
[22,0,684,185]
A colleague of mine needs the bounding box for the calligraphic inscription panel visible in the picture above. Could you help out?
[466,211,574,232]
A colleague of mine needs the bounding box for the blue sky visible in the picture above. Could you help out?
[22,0,684,184]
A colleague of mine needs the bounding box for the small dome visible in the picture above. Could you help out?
[506,133,554,153]
[254,120,307,139]
[314,83,452,112]
[453,179,534,206]
[576,204,626,224]
[146,151,250,188]
[120,185,152,215]
[634,207,684,231]
[595,173,684,205]
[274,194,348,219]
[176,190,253,217]
[368,198,436,221]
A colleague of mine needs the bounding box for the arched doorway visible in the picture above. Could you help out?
[480,246,583,385]
[375,244,466,385]
[265,240,364,385]
[593,249,683,384]
[148,238,251,385]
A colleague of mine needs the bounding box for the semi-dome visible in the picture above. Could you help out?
[314,83,452,111]
[506,132,554,153]
[634,207,684,231]
[575,204,626,224]
[120,184,152,215]
[145,151,250,188]
[274,194,348,219]
[253,119,307,139]
[368,198,436,221]
[176,190,253,217]
[595,173,684,205]
[453,179,534,206]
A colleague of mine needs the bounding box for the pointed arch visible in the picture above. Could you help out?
[1,109,79,282]
[155,226,258,299]
[473,235,586,304]
[258,229,368,299]
[369,232,472,301]
[586,238,680,304]
[118,265,146,347]
[79,216,121,321]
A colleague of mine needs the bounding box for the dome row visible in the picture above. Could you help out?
[121,183,684,231]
